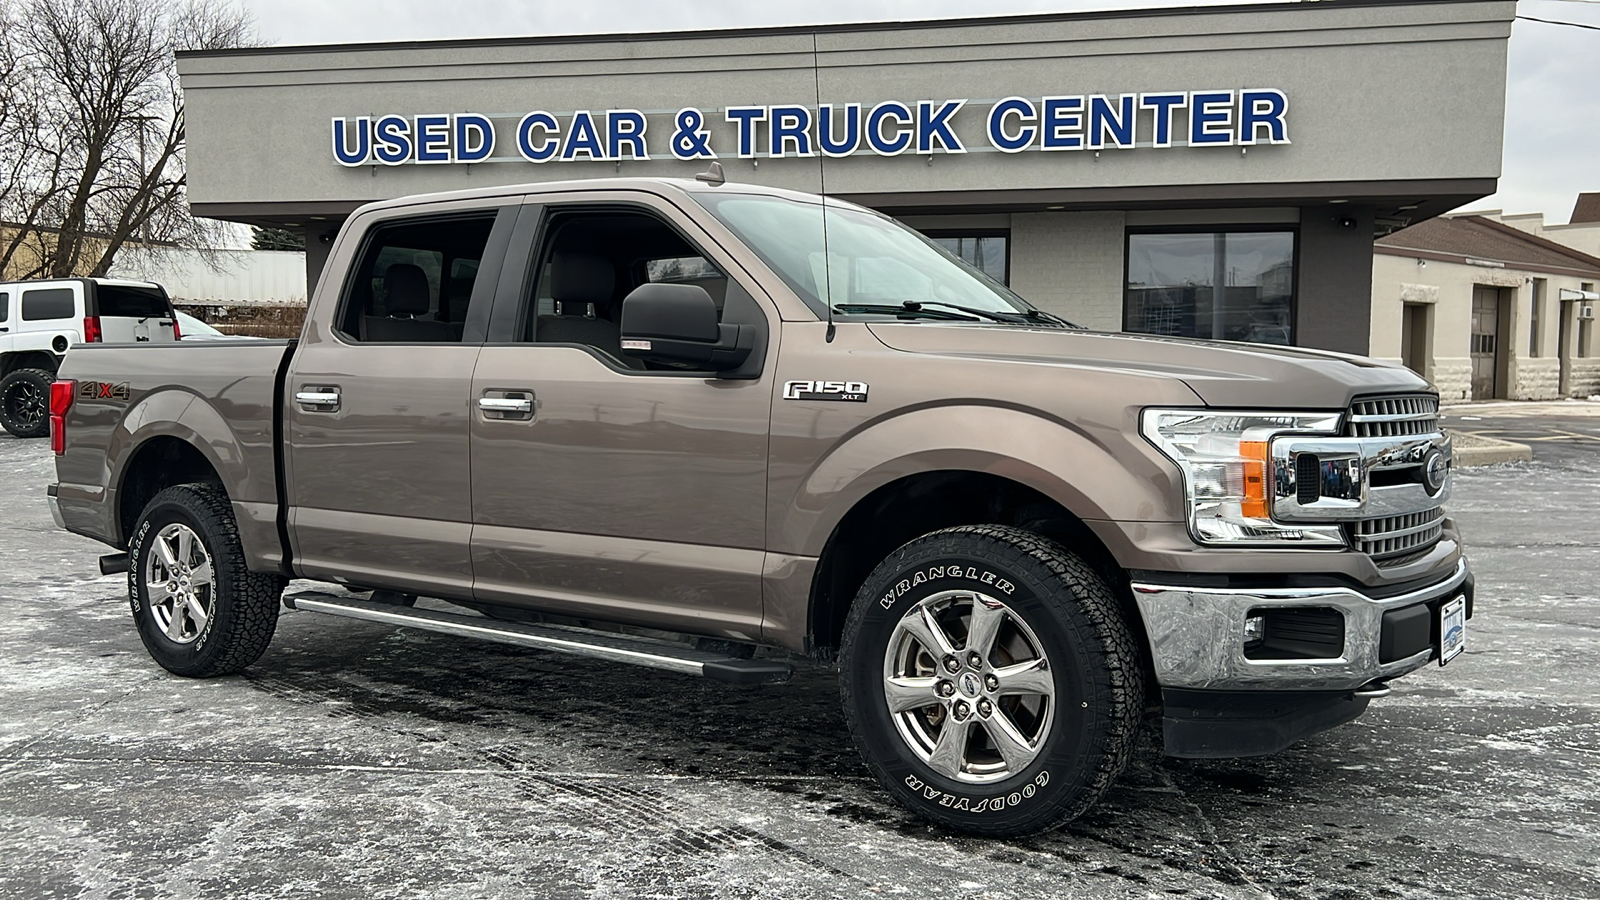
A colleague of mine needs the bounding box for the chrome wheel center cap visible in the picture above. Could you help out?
[958,671,983,698]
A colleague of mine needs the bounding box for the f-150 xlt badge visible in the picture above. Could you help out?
[783,380,868,402]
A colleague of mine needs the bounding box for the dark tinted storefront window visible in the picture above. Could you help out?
[927,233,1008,285]
[1125,231,1295,345]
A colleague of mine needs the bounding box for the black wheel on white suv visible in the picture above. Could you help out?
[839,525,1143,836]
[128,483,286,677]
[0,367,53,438]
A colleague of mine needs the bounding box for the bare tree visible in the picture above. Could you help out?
[6,0,255,278]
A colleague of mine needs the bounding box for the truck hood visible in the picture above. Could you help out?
[866,323,1430,408]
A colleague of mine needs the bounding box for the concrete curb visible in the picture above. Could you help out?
[1447,429,1533,466]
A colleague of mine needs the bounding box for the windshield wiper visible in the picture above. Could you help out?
[900,300,1031,324]
[1021,308,1082,329]
[831,303,982,322]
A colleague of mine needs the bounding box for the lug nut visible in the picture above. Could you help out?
[966,651,983,669]
[943,655,961,674]
[984,673,999,692]
[937,680,955,697]
[953,701,970,720]
[977,699,993,718]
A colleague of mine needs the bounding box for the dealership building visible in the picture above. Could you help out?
[176,0,1515,357]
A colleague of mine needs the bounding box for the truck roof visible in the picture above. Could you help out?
[346,176,863,220]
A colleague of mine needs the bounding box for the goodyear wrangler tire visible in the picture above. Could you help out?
[128,484,286,677]
[839,525,1143,836]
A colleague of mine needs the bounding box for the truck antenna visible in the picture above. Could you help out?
[694,161,725,186]
[812,32,836,343]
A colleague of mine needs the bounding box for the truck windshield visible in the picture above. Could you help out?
[693,192,1051,324]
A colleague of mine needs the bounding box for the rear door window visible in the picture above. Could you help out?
[95,285,172,318]
[22,288,75,321]
[338,214,497,343]
[0,291,8,323]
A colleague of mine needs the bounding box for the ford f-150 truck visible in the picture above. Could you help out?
[48,174,1471,836]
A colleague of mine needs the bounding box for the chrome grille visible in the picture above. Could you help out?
[1347,395,1440,439]
[1349,508,1445,562]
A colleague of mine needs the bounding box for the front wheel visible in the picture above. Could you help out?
[839,525,1143,836]
[0,367,53,438]
[128,483,286,677]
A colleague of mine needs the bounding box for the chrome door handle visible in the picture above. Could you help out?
[296,389,341,411]
[478,392,534,420]
[478,397,532,413]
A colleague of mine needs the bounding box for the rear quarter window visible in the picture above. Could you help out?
[95,285,172,318]
[21,288,75,320]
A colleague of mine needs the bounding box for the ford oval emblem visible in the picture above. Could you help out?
[1422,449,1449,496]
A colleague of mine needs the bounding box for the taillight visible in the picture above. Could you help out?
[81,316,101,343]
[49,379,74,455]
[170,316,182,340]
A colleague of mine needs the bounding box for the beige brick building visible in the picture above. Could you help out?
[1371,204,1600,401]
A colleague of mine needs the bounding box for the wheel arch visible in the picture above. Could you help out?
[806,469,1140,662]
[1,350,60,377]
[109,392,240,545]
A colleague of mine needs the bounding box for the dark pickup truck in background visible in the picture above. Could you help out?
[47,176,1470,835]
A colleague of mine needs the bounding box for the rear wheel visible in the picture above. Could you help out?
[128,483,285,677]
[0,368,53,438]
[840,525,1143,836]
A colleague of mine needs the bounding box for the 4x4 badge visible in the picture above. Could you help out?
[78,382,130,402]
[783,380,868,402]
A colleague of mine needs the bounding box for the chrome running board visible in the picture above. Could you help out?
[282,591,791,685]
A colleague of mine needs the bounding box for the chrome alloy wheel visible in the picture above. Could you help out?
[144,523,215,645]
[882,590,1055,784]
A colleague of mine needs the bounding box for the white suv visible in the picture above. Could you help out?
[0,278,179,437]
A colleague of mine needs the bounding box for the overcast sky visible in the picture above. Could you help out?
[237,0,1599,222]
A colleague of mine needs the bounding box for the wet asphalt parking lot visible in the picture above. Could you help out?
[2,411,1598,900]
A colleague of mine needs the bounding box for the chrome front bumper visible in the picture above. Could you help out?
[1131,559,1469,691]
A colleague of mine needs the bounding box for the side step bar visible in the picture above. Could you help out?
[282,591,792,686]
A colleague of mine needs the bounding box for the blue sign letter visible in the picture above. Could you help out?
[1138,93,1187,148]
[986,98,1035,152]
[865,101,913,156]
[1087,95,1135,150]
[1041,96,1083,151]
[332,117,370,166]
[563,111,606,161]
[517,111,559,162]
[607,109,649,160]
[917,100,966,154]
[1239,89,1289,145]
[1190,91,1235,146]
[725,106,767,158]
[818,104,861,157]
[769,105,813,157]
[414,114,450,163]
[454,114,494,163]
[373,115,411,165]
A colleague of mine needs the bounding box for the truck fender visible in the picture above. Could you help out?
[783,403,1180,558]
[106,389,281,567]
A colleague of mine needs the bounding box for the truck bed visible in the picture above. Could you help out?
[54,339,295,567]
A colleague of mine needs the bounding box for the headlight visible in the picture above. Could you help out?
[1141,409,1346,547]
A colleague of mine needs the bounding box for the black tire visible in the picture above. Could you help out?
[0,367,53,438]
[839,525,1143,836]
[127,483,286,677]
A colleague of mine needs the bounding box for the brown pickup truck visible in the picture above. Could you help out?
[48,175,1471,836]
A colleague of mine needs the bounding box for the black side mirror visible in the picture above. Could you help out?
[619,283,754,372]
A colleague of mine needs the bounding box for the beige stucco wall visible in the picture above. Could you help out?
[1007,210,1126,330]
[1372,252,1598,400]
